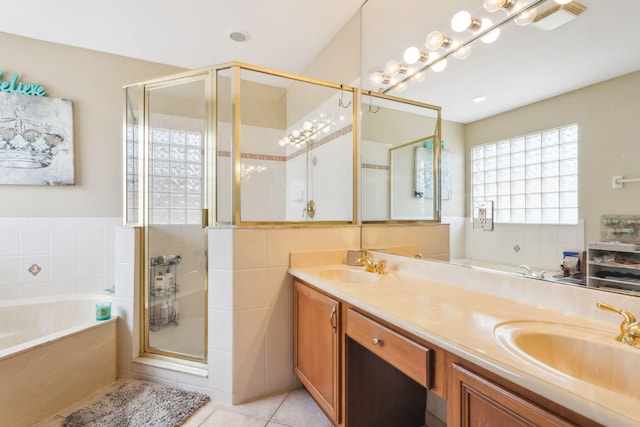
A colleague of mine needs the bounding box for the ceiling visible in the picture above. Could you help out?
[2,0,639,124]
[362,0,640,123]
[0,0,364,72]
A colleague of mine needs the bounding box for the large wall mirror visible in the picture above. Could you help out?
[360,0,640,294]
[361,91,442,222]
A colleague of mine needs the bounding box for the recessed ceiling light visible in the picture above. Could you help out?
[472,95,487,103]
[227,28,250,43]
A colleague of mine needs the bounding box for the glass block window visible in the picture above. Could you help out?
[126,123,140,224]
[149,127,203,225]
[471,124,578,225]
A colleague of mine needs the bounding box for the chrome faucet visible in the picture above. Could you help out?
[597,302,640,348]
[357,252,387,275]
[519,264,545,279]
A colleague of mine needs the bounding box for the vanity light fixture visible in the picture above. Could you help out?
[369,0,571,94]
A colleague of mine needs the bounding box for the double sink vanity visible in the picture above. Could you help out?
[289,250,640,427]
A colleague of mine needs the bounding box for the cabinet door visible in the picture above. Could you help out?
[294,280,340,424]
[449,363,577,427]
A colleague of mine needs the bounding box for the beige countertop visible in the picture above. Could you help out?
[289,261,640,427]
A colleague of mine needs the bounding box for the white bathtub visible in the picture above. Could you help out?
[0,293,117,427]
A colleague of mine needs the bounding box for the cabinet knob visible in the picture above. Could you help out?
[372,337,382,346]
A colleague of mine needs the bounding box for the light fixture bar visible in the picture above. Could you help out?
[382,0,550,94]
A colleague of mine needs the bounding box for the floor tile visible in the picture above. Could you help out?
[182,400,220,426]
[221,391,288,420]
[199,408,268,427]
[271,389,331,427]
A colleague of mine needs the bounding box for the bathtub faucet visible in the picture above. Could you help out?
[519,265,545,279]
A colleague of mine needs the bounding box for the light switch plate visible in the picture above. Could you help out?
[473,201,494,231]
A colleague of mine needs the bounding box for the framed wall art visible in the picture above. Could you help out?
[0,92,74,185]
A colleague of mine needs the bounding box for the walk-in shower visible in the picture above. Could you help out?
[124,63,358,362]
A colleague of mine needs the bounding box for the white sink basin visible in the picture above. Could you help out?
[316,267,383,284]
[494,320,640,398]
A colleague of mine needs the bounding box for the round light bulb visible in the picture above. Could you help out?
[429,52,447,72]
[385,59,404,76]
[483,0,503,12]
[278,139,286,147]
[411,71,425,82]
[514,6,537,26]
[480,19,501,44]
[425,31,451,50]
[292,130,300,138]
[453,44,471,60]
[403,47,423,65]
[451,11,472,32]
[283,136,290,144]
[369,71,387,86]
[394,82,408,93]
[303,121,313,131]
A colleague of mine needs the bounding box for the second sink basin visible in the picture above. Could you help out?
[494,320,640,398]
[316,267,383,284]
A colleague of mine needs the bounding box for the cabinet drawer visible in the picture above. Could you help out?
[347,309,431,388]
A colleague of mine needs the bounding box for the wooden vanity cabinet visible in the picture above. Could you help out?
[447,357,603,427]
[293,280,341,424]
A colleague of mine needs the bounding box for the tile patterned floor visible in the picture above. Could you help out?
[35,381,332,427]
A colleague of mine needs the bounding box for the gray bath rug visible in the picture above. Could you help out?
[64,379,210,427]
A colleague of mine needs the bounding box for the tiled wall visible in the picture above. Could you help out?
[463,220,585,272]
[0,217,119,300]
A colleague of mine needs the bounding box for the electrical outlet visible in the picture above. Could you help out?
[473,201,494,231]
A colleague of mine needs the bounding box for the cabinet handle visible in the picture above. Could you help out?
[372,337,382,346]
[330,306,337,333]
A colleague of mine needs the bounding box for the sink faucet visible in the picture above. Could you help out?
[519,264,545,279]
[357,252,387,275]
[597,302,640,348]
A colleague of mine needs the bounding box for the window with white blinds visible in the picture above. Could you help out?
[471,124,578,225]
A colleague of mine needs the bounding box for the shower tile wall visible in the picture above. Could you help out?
[0,217,119,299]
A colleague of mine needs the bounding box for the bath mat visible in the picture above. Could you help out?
[64,379,209,427]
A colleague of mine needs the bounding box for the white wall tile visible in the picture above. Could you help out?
[209,308,232,352]
[234,268,286,311]
[20,227,49,256]
[233,229,266,270]
[209,228,233,270]
[208,349,233,393]
[234,308,268,351]
[233,345,266,403]
[50,225,78,254]
[115,227,136,264]
[0,228,19,256]
[0,257,20,286]
[50,254,78,282]
[208,269,233,310]
[265,228,295,267]
[78,252,105,280]
[79,225,106,253]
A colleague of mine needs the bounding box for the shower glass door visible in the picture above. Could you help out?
[144,76,208,361]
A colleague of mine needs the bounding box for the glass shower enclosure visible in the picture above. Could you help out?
[124,64,357,363]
